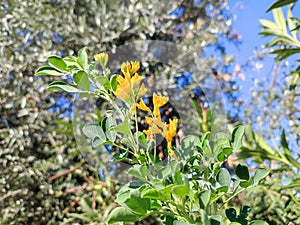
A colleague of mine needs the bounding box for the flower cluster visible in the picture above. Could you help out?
[136,94,178,160]
[113,61,147,101]
[112,60,179,160]
[94,52,108,68]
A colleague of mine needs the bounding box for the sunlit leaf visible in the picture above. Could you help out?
[35,66,65,76]
[47,81,78,92]
[47,55,67,71]
[73,70,90,91]
[266,0,297,12]
[107,207,140,224]
[78,47,88,70]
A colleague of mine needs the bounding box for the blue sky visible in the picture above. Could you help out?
[228,0,275,99]
[229,0,274,62]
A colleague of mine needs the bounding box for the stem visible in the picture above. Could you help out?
[219,188,246,209]
[153,135,157,165]
[134,109,140,154]
[111,143,134,154]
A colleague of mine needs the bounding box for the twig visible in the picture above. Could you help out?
[48,163,84,181]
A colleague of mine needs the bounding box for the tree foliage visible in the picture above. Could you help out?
[0,0,241,224]
[238,1,300,224]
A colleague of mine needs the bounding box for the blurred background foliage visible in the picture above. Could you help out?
[0,0,299,224]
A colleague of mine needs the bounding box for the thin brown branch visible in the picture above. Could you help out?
[48,163,84,182]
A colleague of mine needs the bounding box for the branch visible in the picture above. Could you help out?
[48,163,84,181]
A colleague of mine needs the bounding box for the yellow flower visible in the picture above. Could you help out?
[145,116,178,149]
[131,104,137,116]
[153,93,168,118]
[143,92,178,160]
[163,118,178,149]
[131,73,143,88]
[137,83,147,98]
[136,98,151,112]
[114,61,144,101]
[143,129,151,141]
[145,117,162,134]
[153,93,169,108]
[114,75,132,100]
[150,124,162,134]
[145,116,153,125]
[145,116,164,128]
[94,52,108,67]
[121,62,131,74]
[121,61,140,75]
[131,62,140,74]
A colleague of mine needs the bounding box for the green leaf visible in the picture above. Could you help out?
[103,117,117,142]
[150,199,162,210]
[199,190,211,209]
[182,135,201,149]
[73,70,90,91]
[111,118,131,135]
[47,81,79,92]
[203,139,212,158]
[213,137,230,153]
[210,215,222,225]
[97,76,111,90]
[231,126,244,151]
[82,124,106,145]
[229,223,241,225]
[172,184,189,197]
[180,135,201,160]
[273,7,286,32]
[123,189,150,215]
[252,168,269,185]
[128,164,147,182]
[135,131,147,148]
[271,48,300,60]
[287,8,297,38]
[260,19,279,30]
[91,137,105,148]
[249,220,269,225]
[141,188,169,200]
[78,47,88,70]
[290,73,300,90]
[235,164,250,181]
[226,208,237,222]
[280,129,290,153]
[116,190,130,204]
[201,132,211,143]
[120,137,135,149]
[217,147,233,162]
[110,74,119,91]
[35,66,65,76]
[240,179,252,188]
[47,55,67,71]
[63,56,81,69]
[240,205,251,217]
[253,132,275,155]
[266,0,297,12]
[200,209,210,225]
[107,206,140,224]
[217,168,231,189]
